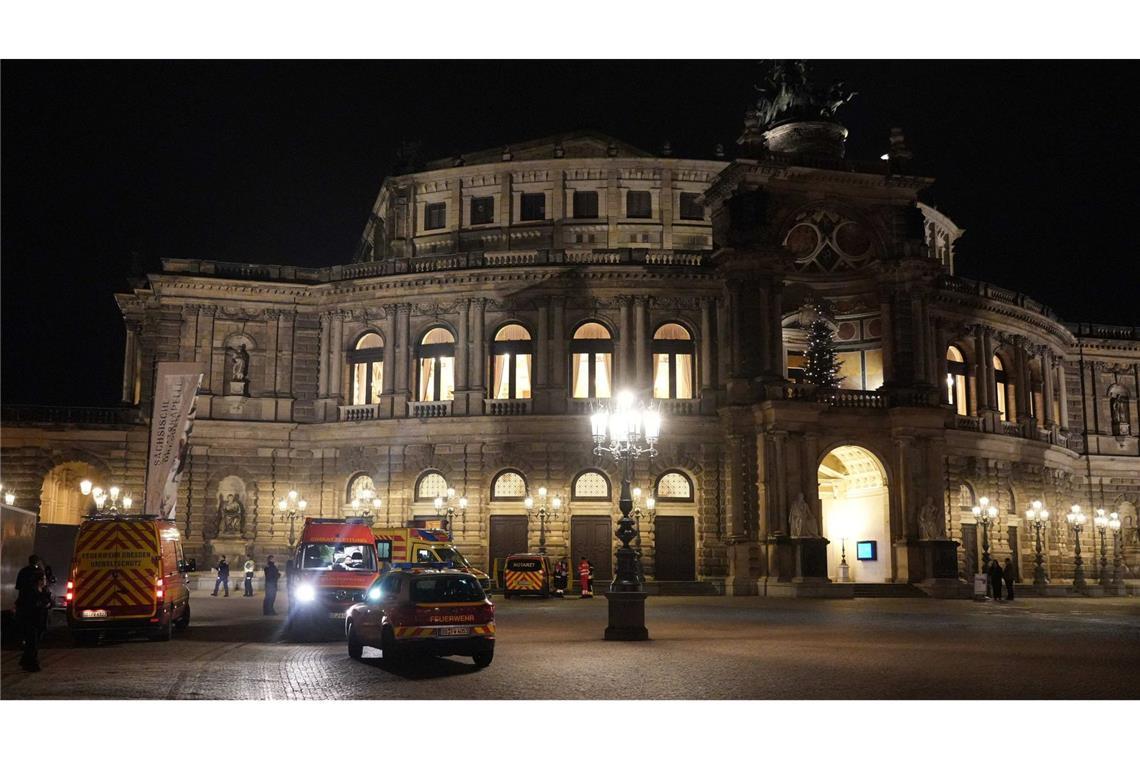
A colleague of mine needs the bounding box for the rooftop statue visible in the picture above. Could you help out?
[752,60,857,131]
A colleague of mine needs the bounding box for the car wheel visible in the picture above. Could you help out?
[174,601,191,630]
[347,624,364,660]
[472,650,494,668]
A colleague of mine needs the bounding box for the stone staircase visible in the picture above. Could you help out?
[851,583,929,598]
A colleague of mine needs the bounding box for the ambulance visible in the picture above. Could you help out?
[288,518,380,634]
[66,514,192,643]
[371,527,492,590]
[502,553,553,598]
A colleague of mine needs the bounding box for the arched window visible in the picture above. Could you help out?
[654,470,694,501]
[993,354,1009,421]
[491,470,527,501]
[572,470,611,501]
[945,345,969,415]
[417,327,456,402]
[346,473,377,510]
[958,482,975,510]
[415,471,449,502]
[570,321,613,399]
[491,324,533,400]
[349,332,384,405]
[652,323,695,399]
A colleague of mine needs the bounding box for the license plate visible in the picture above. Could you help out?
[329,612,347,619]
[439,626,470,636]
[81,609,108,619]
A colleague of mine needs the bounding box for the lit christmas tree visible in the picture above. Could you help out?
[803,307,844,388]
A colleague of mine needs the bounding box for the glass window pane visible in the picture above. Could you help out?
[493,472,527,499]
[356,333,383,350]
[440,356,455,400]
[675,354,694,399]
[572,353,590,398]
[515,354,532,399]
[422,328,455,345]
[946,345,963,362]
[573,190,599,219]
[863,349,883,390]
[493,354,510,399]
[594,353,612,398]
[679,192,703,221]
[419,358,435,401]
[837,351,863,390]
[353,363,368,405]
[573,472,610,499]
[573,322,611,340]
[417,472,448,500]
[954,374,968,415]
[626,190,652,218]
[653,322,690,340]
[652,353,671,399]
[371,362,383,404]
[495,323,531,341]
[997,382,1008,420]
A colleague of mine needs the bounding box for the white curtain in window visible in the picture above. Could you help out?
[371,363,383,404]
[419,358,435,401]
[594,353,612,398]
[515,354,532,399]
[353,363,368,405]
[652,353,671,398]
[493,355,510,399]
[439,357,455,400]
[572,353,590,398]
[674,354,693,399]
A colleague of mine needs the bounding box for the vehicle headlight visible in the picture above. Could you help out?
[367,587,382,602]
[295,584,317,603]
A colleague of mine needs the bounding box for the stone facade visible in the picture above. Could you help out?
[3,120,1138,594]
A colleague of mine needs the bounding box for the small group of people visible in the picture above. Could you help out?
[210,554,284,615]
[985,557,1018,601]
[14,555,54,673]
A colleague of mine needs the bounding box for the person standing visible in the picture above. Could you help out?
[552,559,568,598]
[263,555,280,615]
[1003,558,1017,601]
[578,557,592,598]
[987,558,1004,602]
[211,555,230,597]
[15,555,50,672]
[243,558,256,597]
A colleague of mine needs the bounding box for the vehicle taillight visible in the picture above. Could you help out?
[65,580,74,604]
[156,577,164,600]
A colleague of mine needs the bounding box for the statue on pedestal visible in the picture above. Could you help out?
[918,496,945,540]
[789,493,821,537]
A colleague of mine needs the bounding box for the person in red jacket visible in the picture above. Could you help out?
[578,557,593,598]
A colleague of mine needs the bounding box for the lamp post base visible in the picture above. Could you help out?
[603,591,649,641]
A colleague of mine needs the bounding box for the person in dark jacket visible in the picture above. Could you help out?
[1003,558,1017,601]
[263,555,280,615]
[211,556,230,597]
[987,559,1004,601]
[15,555,51,672]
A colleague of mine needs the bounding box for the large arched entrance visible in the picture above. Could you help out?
[39,461,101,525]
[818,445,890,583]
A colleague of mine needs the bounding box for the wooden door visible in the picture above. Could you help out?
[489,515,529,586]
[654,516,696,581]
[962,523,979,577]
[1007,526,1021,581]
[571,516,612,581]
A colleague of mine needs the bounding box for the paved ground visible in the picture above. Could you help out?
[3,593,1138,699]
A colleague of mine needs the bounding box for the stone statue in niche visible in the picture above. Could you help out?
[789,493,820,537]
[918,497,945,540]
[226,344,250,396]
[1109,391,1130,436]
[214,476,247,537]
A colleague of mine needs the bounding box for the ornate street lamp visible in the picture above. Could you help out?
[1065,504,1088,592]
[1108,512,1124,592]
[277,489,307,552]
[524,486,562,555]
[630,487,656,582]
[1094,508,1110,588]
[349,489,383,524]
[79,479,133,515]
[1025,500,1050,588]
[590,389,661,641]
[433,487,467,541]
[971,496,999,567]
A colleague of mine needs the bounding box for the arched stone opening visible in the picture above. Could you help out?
[38,461,103,525]
[818,445,890,583]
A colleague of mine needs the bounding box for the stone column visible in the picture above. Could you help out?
[455,299,470,392]
[471,298,486,394]
[1014,338,1031,421]
[330,312,345,401]
[769,286,785,379]
[264,309,281,396]
[879,292,895,386]
[716,296,731,385]
[395,304,410,399]
[278,311,295,398]
[536,299,550,388]
[318,312,331,398]
[755,287,771,376]
[911,297,929,385]
[551,297,566,395]
[121,322,141,404]
[383,307,397,395]
[700,297,714,392]
[634,296,649,390]
[932,319,947,390]
[1041,348,1055,428]
[197,306,216,395]
[618,297,631,386]
[1056,357,1069,429]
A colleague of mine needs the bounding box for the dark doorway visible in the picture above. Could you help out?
[571,516,612,582]
[962,523,979,576]
[653,515,696,581]
[1007,526,1021,581]
[489,515,529,587]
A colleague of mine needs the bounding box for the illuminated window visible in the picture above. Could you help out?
[572,470,611,501]
[491,470,527,501]
[418,328,455,402]
[349,332,384,405]
[346,473,377,513]
[787,352,806,384]
[491,324,533,400]
[655,471,693,501]
[652,323,694,399]
[570,322,613,399]
[993,354,1009,421]
[945,345,969,415]
[415,472,448,502]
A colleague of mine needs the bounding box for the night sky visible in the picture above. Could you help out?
[3,60,1138,408]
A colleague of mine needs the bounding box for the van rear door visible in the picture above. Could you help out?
[72,521,160,619]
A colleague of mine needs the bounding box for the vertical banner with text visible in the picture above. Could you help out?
[145,362,204,519]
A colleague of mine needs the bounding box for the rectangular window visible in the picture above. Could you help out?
[424,202,446,230]
[863,349,883,391]
[787,352,806,384]
[470,196,494,225]
[626,190,652,219]
[520,192,546,221]
[837,351,863,390]
[573,190,599,219]
[679,192,704,221]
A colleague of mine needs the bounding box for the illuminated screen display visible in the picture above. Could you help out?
[856,541,878,561]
